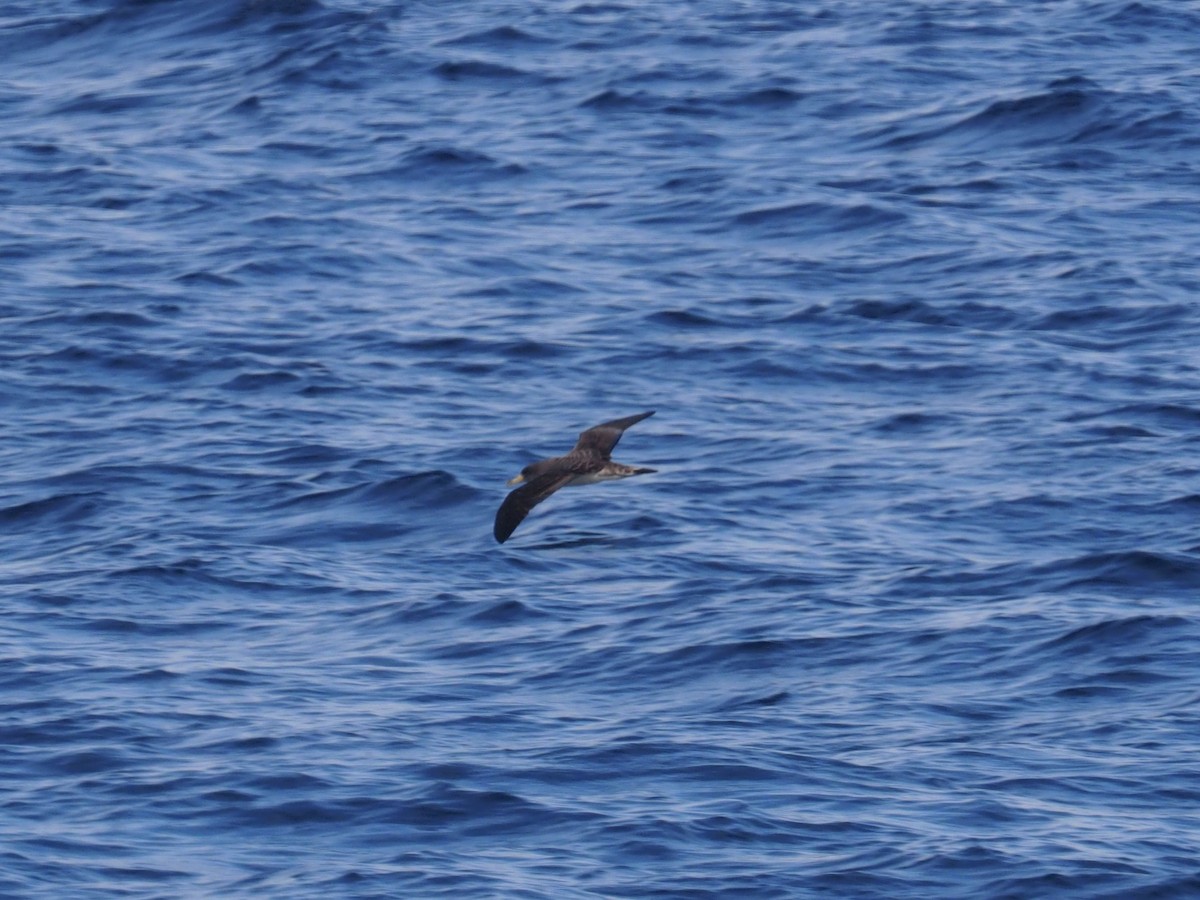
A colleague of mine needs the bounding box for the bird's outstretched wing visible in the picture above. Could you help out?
[572,410,655,460]
[494,471,577,543]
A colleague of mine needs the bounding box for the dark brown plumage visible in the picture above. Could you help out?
[494,411,657,543]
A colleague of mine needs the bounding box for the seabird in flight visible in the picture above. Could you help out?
[494,411,657,543]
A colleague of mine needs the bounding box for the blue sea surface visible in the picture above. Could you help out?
[3,1,1200,896]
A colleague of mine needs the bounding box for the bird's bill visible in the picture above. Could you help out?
[506,473,525,487]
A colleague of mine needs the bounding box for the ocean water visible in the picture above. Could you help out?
[3,0,1200,896]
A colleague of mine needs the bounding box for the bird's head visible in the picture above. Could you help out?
[506,459,553,487]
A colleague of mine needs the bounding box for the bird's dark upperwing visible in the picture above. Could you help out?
[572,410,655,460]
[493,471,577,543]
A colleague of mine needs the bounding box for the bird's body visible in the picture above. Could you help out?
[494,411,656,543]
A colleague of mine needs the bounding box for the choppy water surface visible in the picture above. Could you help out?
[3,1,1200,896]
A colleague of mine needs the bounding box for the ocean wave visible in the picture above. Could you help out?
[5,0,1200,895]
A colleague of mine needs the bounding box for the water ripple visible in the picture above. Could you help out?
[2,0,1199,897]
